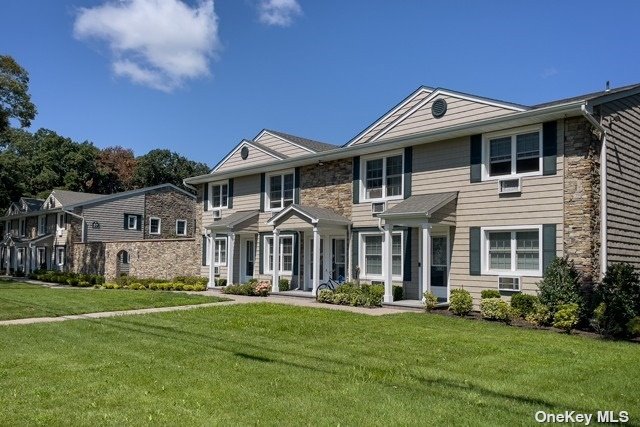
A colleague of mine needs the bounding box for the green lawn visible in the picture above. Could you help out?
[0,281,226,320]
[0,303,637,426]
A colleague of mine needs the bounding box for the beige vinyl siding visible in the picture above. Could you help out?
[254,132,311,157]
[273,211,313,230]
[351,88,433,146]
[201,175,261,230]
[376,95,518,143]
[602,93,640,269]
[84,195,145,242]
[216,145,280,173]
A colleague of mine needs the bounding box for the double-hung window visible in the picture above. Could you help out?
[483,227,542,276]
[264,235,293,273]
[176,219,187,236]
[360,232,403,279]
[214,237,227,266]
[126,215,137,230]
[484,126,542,179]
[362,153,403,200]
[19,218,26,237]
[38,215,46,235]
[267,172,294,211]
[149,217,161,235]
[210,182,228,209]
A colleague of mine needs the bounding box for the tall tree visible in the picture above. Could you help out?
[133,149,209,190]
[0,55,37,133]
[95,146,137,193]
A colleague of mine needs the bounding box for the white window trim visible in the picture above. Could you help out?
[208,180,229,211]
[37,215,46,236]
[56,247,65,266]
[126,215,138,230]
[358,231,403,281]
[263,235,294,274]
[360,150,404,202]
[481,124,543,181]
[176,219,187,236]
[19,218,26,237]
[265,170,295,212]
[214,237,227,267]
[149,217,161,235]
[480,225,543,277]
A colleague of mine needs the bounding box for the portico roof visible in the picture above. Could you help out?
[267,204,351,227]
[205,210,260,231]
[379,192,458,219]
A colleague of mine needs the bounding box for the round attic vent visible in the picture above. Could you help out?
[240,146,249,160]
[431,98,447,118]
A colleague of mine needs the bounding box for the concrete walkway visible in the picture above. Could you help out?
[0,287,416,326]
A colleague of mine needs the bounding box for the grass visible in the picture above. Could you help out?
[0,281,226,320]
[0,303,637,426]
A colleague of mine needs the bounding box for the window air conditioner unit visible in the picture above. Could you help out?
[498,177,521,194]
[371,202,386,216]
[498,276,520,292]
[212,210,222,220]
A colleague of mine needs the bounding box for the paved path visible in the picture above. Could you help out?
[0,288,415,326]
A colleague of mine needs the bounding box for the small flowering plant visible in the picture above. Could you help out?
[253,281,271,297]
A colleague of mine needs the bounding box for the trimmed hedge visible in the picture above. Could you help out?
[222,281,270,297]
[317,283,384,308]
[449,289,473,316]
[104,280,206,292]
[30,270,105,287]
[480,298,513,324]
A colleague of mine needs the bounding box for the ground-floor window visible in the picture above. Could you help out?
[264,235,293,274]
[56,247,65,266]
[482,226,542,276]
[37,247,46,270]
[214,238,227,266]
[359,232,402,280]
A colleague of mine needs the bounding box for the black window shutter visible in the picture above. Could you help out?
[352,157,360,204]
[123,214,128,229]
[228,179,234,209]
[542,224,557,273]
[469,227,481,276]
[470,134,482,183]
[201,235,207,266]
[259,173,266,212]
[294,167,301,204]
[404,147,412,199]
[403,228,412,281]
[543,121,558,175]
[292,233,299,275]
[203,183,209,211]
[352,230,359,279]
[258,233,264,274]
[136,215,142,231]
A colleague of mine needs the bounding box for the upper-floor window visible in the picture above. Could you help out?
[209,182,228,209]
[176,219,187,236]
[483,126,542,179]
[149,217,161,235]
[481,226,542,276]
[361,153,403,201]
[266,171,294,211]
[57,213,65,229]
[19,218,26,237]
[126,214,138,230]
[38,215,46,236]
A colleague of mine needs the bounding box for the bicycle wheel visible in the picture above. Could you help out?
[316,283,330,297]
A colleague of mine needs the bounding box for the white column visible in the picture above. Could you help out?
[421,223,432,297]
[227,233,235,286]
[303,232,310,291]
[272,229,280,292]
[207,232,216,288]
[312,226,320,295]
[383,224,393,303]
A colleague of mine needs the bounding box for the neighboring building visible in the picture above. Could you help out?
[185,83,640,304]
[0,184,199,280]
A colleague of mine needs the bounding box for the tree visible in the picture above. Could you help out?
[95,146,137,193]
[0,55,37,133]
[133,149,209,190]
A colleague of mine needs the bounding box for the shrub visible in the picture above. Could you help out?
[318,284,384,307]
[278,278,290,291]
[393,285,403,301]
[481,289,501,299]
[537,257,583,316]
[480,298,513,323]
[627,317,640,337]
[174,276,208,286]
[78,281,91,288]
[222,281,270,297]
[553,303,580,334]
[215,278,227,287]
[423,291,438,312]
[317,289,334,303]
[510,293,538,318]
[525,301,552,326]
[182,284,194,291]
[449,289,473,316]
[591,263,640,338]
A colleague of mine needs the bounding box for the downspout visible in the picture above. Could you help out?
[580,104,607,278]
[64,210,85,243]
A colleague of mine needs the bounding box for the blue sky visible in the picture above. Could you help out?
[2,0,639,166]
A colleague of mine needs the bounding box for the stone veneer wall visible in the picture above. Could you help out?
[300,158,353,217]
[70,239,200,280]
[144,189,196,240]
[563,116,601,283]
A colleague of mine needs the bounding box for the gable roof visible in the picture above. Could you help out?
[532,82,640,108]
[210,139,286,173]
[205,210,260,230]
[20,198,44,211]
[379,192,458,218]
[262,130,337,152]
[50,190,104,207]
[63,184,195,209]
[267,204,351,226]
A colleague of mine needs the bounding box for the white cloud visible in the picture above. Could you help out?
[258,0,302,27]
[74,0,219,92]
[542,67,559,78]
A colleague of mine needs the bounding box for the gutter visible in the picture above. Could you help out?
[580,104,608,278]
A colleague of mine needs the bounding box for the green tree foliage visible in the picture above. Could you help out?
[133,149,209,188]
[537,257,584,316]
[95,146,137,193]
[0,55,37,132]
[592,263,640,338]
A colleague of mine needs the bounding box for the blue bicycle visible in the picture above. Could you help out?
[316,275,345,296]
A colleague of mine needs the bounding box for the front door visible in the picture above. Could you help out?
[431,235,449,302]
[241,238,255,283]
